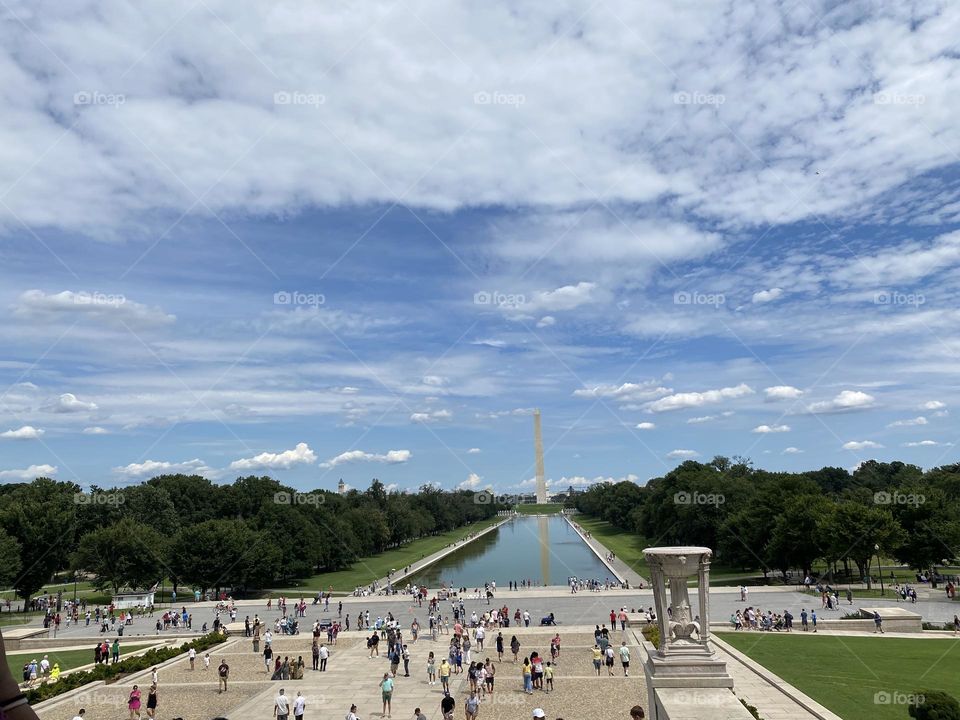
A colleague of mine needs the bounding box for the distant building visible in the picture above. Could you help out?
[338,479,346,495]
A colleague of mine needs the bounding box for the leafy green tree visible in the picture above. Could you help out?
[0,528,23,589]
[72,518,168,594]
[823,501,903,587]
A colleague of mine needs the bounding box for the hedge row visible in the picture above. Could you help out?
[26,632,227,704]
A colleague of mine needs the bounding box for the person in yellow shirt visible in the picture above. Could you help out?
[439,658,452,695]
[48,664,60,683]
[543,662,554,692]
[592,645,602,676]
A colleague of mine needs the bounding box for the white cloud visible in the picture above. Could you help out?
[13,290,175,326]
[842,440,884,451]
[319,449,412,469]
[646,384,754,413]
[764,385,804,400]
[113,458,216,478]
[832,230,960,287]
[922,400,946,410]
[903,440,949,447]
[782,447,803,454]
[46,393,98,413]
[752,424,791,433]
[467,447,481,454]
[667,449,699,459]
[0,464,57,480]
[410,409,453,423]
[888,416,928,427]
[422,375,446,387]
[536,316,556,328]
[476,408,536,419]
[686,412,733,424]
[229,442,317,471]
[0,426,44,440]
[82,426,110,435]
[635,422,656,430]
[752,288,783,304]
[807,390,876,414]
[524,282,599,313]
[458,473,486,490]
[471,339,507,348]
[574,379,673,404]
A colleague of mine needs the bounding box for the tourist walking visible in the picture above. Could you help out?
[510,636,520,662]
[320,643,329,671]
[127,684,141,719]
[522,657,533,694]
[346,703,360,720]
[619,642,631,676]
[592,645,602,676]
[427,652,436,684]
[294,691,305,720]
[873,611,884,634]
[439,658,451,694]
[274,688,290,720]
[464,689,480,720]
[218,658,230,693]
[380,672,394,718]
[145,684,158,718]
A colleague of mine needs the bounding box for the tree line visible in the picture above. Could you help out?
[0,476,505,604]
[573,457,960,582]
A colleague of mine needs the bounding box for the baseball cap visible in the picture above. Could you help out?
[533,710,546,718]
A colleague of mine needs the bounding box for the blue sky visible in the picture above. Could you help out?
[2,1,960,492]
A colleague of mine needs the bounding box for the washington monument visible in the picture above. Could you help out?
[533,408,547,504]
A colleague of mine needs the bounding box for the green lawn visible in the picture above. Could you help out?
[513,503,565,515]
[275,517,504,593]
[717,632,960,720]
[573,516,652,578]
[6,643,156,678]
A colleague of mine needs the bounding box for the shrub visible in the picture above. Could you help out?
[908,690,960,720]
[739,698,763,719]
[26,632,227,704]
[640,623,660,648]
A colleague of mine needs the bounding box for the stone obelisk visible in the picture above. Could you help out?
[533,409,547,504]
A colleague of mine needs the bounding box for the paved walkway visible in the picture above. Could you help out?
[563,516,649,587]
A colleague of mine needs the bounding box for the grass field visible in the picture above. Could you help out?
[6,643,156,679]
[573,516,652,578]
[717,632,960,720]
[276,516,504,593]
[513,503,565,515]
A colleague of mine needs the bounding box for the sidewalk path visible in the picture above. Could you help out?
[563,515,649,588]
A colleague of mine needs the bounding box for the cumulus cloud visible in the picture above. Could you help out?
[229,442,317,471]
[0,464,57,480]
[922,400,946,410]
[467,447,481,454]
[646,384,753,413]
[410,409,453,423]
[833,230,960,287]
[458,473,486,490]
[524,282,599,313]
[752,288,783,304]
[319,449,412,469]
[574,379,673,404]
[13,290,174,325]
[807,390,876,414]
[888,416,928,427]
[422,376,446,387]
[842,440,884,451]
[903,440,948,447]
[113,458,217,478]
[764,386,804,401]
[0,426,44,440]
[476,408,536,419]
[536,316,556,328]
[667,449,699,459]
[82,426,110,435]
[635,422,656,430]
[782,447,803,454]
[45,393,98,413]
[752,424,791,433]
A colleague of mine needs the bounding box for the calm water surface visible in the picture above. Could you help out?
[409,515,612,587]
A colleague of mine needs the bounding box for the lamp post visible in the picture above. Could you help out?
[874,544,884,596]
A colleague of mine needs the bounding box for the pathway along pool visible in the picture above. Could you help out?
[409,515,613,587]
